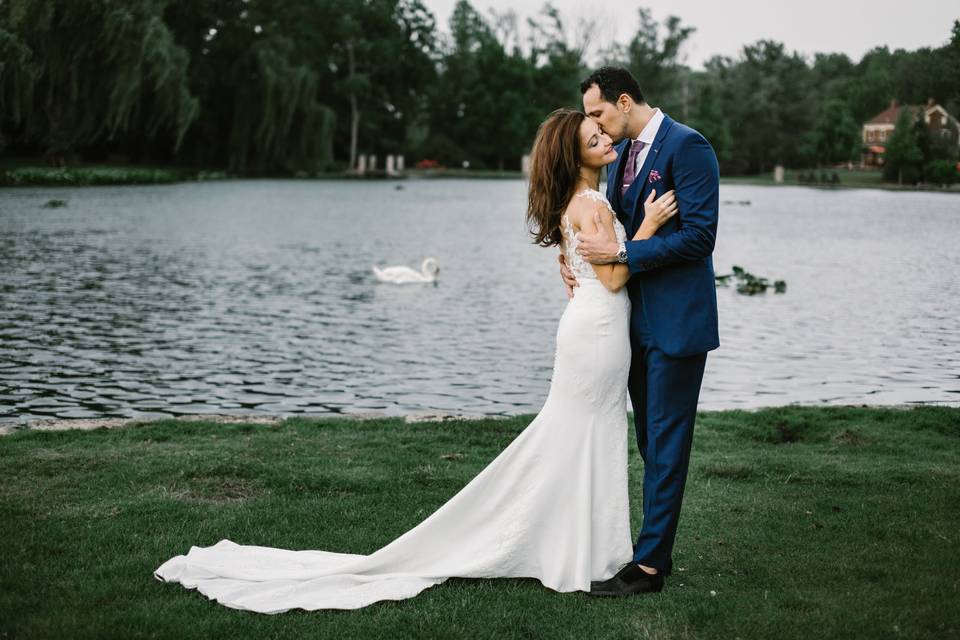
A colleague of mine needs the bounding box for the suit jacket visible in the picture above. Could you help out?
[605,113,720,357]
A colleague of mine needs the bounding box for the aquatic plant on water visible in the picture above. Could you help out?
[715,265,786,295]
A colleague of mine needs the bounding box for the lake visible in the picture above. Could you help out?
[1,179,957,424]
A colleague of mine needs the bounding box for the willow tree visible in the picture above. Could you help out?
[161,0,336,174]
[225,34,335,174]
[0,0,198,161]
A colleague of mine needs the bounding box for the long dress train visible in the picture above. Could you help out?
[153,188,634,612]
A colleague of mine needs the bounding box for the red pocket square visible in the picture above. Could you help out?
[648,170,661,184]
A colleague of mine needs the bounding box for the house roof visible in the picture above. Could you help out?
[866,101,919,125]
[866,99,958,127]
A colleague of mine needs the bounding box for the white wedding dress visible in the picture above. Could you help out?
[153,188,634,613]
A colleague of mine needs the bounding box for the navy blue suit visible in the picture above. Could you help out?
[605,113,720,575]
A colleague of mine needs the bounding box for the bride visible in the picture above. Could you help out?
[153,108,678,613]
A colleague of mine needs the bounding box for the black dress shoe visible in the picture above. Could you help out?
[588,562,664,597]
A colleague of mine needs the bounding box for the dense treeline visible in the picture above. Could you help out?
[1,0,958,178]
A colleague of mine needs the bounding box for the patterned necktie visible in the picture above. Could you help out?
[620,140,647,197]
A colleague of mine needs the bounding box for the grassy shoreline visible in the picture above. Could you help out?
[4,163,959,193]
[1,405,958,639]
[0,164,229,187]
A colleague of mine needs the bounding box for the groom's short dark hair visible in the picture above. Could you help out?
[579,67,645,106]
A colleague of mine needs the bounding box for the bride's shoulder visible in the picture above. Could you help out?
[564,192,589,219]
[568,199,612,234]
[567,190,613,225]
[581,193,615,221]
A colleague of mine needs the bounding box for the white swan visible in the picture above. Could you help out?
[372,257,440,284]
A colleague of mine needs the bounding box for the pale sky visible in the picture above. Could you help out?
[421,0,959,69]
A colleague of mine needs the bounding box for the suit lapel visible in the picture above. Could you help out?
[606,140,629,218]
[628,114,676,227]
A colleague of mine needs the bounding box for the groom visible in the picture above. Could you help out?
[562,67,720,596]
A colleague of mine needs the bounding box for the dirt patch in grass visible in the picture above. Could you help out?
[701,463,755,480]
[772,420,802,444]
[154,476,265,504]
[832,428,866,446]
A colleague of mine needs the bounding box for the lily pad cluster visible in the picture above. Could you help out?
[715,265,786,295]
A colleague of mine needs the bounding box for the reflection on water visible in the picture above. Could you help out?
[1,179,958,423]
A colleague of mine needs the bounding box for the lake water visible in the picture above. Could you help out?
[1,179,958,424]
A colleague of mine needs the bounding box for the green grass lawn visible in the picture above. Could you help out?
[721,168,880,187]
[1,406,958,639]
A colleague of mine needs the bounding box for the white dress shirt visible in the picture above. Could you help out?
[629,108,664,178]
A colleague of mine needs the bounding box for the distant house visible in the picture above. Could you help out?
[861,99,960,167]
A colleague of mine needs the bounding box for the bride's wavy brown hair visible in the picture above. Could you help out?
[526,108,585,247]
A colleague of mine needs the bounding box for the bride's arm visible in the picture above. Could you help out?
[580,195,678,293]
[573,190,678,271]
[578,205,631,293]
[633,190,678,241]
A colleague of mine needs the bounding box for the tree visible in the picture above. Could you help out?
[883,108,923,184]
[706,41,814,174]
[3,0,959,178]
[526,3,590,113]
[162,0,337,174]
[686,68,732,164]
[323,0,438,171]
[0,0,198,162]
[846,47,899,126]
[809,98,860,165]
[946,20,960,116]
[924,159,958,185]
[424,0,540,170]
[597,7,695,114]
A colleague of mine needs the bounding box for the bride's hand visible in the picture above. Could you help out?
[634,189,677,240]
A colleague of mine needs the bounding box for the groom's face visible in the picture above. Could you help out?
[582,84,629,143]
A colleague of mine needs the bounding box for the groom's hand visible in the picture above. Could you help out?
[575,211,619,264]
[558,254,577,299]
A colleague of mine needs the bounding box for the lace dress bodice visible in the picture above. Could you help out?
[561,188,627,282]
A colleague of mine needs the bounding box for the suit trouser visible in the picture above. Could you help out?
[627,308,708,576]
